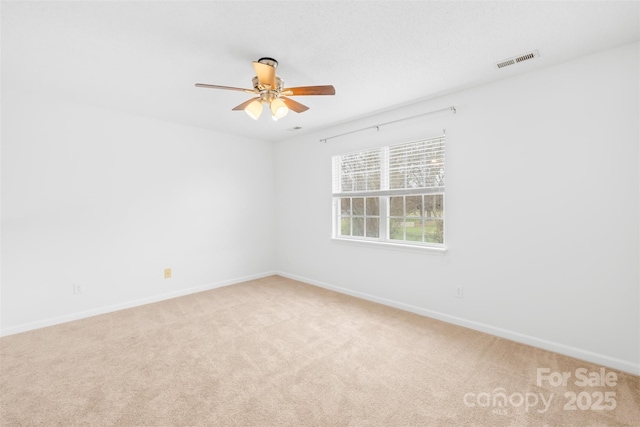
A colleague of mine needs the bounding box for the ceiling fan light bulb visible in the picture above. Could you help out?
[245,100,263,120]
[270,98,288,119]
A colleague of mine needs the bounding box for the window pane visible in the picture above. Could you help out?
[354,173,367,191]
[425,219,444,243]
[341,198,351,215]
[389,218,404,240]
[434,194,444,217]
[353,217,365,237]
[340,218,351,236]
[367,171,380,191]
[390,197,404,216]
[406,196,422,217]
[366,197,379,216]
[406,158,426,188]
[423,194,435,215]
[424,194,443,218]
[424,194,444,218]
[352,198,364,215]
[389,171,405,190]
[340,172,354,192]
[366,218,379,238]
[338,148,381,193]
[405,219,423,242]
[388,137,445,190]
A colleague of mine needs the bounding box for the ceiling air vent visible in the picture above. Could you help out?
[496,50,540,69]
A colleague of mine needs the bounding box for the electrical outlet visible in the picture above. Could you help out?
[455,286,464,299]
[164,268,172,279]
[73,284,83,295]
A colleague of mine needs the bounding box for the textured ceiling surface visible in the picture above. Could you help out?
[2,1,639,142]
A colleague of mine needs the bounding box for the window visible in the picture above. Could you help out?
[332,135,445,248]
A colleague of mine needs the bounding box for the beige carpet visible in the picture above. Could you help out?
[1,275,639,426]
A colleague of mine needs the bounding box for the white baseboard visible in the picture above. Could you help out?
[276,271,640,376]
[0,271,277,337]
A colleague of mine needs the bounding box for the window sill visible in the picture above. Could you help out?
[331,237,448,255]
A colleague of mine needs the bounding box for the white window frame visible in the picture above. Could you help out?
[332,135,446,251]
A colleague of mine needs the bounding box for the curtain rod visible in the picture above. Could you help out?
[319,106,456,143]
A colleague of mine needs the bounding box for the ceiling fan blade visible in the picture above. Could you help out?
[195,83,256,94]
[282,97,309,113]
[281,85,335,96]
[232,97,261,111]
[253,61,276,89]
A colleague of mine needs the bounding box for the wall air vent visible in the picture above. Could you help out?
[496,50,540,69]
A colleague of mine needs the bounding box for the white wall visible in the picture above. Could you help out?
[1,95,276,334]
[275,42,640,374]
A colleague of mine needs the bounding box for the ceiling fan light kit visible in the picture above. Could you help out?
[270,97,288,120]
[245,99,263,120]
[196,57,335,121]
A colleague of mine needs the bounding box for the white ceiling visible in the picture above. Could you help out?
[2,1,639,142]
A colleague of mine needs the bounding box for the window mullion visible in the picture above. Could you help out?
[380,146,389,192]
[380,196,389,241]
[380,146,389,241]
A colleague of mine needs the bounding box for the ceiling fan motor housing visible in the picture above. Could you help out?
[257,57,278,68]
[252,76,285,100]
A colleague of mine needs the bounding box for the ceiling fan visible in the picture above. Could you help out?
[195,57,335,121]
